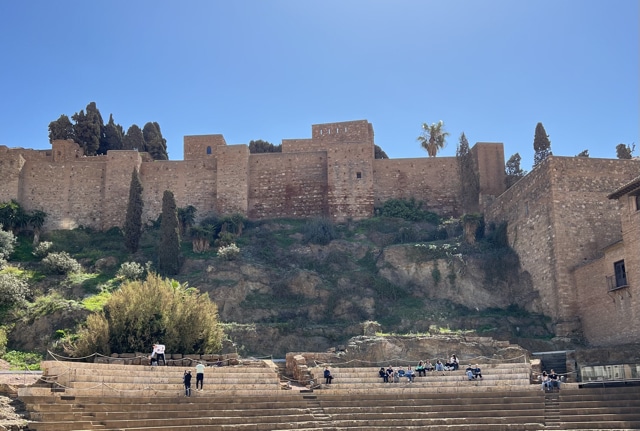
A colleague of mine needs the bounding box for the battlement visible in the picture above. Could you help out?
[0,120,505,229]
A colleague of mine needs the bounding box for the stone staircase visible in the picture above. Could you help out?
[18,360,640,430]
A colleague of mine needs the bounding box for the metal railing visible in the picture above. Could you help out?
[580,364,640,383]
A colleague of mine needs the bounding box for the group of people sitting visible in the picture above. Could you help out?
[378,365,417,383]
[540,369,561,391]
[465,364,483,380]
[378,354,473,383]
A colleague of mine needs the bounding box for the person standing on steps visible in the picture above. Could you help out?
[152,343,166,366]
[183,370,192,396]
[195,362,205,391]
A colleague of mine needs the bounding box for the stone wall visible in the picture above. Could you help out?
[2,119,504,230]
[486,156,640,337]
[248,152,328,219]
[373,157,460,215]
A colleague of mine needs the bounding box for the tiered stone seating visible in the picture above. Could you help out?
[308,362,533,393]
[18,360,640,430]
[21,360,280,397]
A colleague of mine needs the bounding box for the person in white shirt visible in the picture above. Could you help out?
[195,362,205,390]
[151,343,166,366]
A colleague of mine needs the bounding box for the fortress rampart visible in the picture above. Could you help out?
[0,120,505,230]
[486,156,640,339]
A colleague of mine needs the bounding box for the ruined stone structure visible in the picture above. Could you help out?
[486,156,640,344]
[0,120,505,229]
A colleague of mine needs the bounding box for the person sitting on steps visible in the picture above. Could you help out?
[323,367,333,384]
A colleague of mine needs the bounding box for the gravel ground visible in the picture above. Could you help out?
[0,360,40,431]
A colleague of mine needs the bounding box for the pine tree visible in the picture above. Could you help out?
[157,190,181,275]
[533,122,552,167]
[124,168,144,253]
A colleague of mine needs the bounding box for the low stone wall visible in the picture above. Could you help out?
[94,352,241,366]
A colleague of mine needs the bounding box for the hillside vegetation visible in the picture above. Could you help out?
[0,202,557,363]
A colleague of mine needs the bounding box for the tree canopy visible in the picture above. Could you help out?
[616,143,635,159]
[456,132,479,213]
[505,153,527,188]
[48,102,167,159]
[248,139,281,153]
[157,190,181,275]
[143,122,169,160]
[123,168,144,253]
[70,273,224,356]
[533,122,552,167]
[417,120,449,157]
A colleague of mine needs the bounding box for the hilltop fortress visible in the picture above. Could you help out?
[1,119,639,347]
[0,120,504,228]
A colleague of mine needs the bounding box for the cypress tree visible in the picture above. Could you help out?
[533,122,552,167]
[158,190,181,275]
[124,168,144,253]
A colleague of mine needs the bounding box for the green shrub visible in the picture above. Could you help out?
[217,243,240,261]
[2,350,43,371]
[33,241,53,258]
[42,251,82,274]
[0,327,7,356]
[0,272,30,305]
[116,261,146,281]
[71,273,224,356]
[302,218,336,245]
[376,198,439,223]
[0,226,16,261]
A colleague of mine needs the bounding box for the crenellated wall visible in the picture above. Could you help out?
[1,119,504,229]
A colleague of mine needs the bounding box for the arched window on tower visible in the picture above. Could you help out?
[206,146,212,155]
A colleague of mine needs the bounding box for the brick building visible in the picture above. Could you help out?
[572,175,640,346]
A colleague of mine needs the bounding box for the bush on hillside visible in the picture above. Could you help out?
[116,261,146,281]
[42,251,82,274]
[376,198,439,224]
[0,226,16,261]
[69,273,224,356]
[0,272,30,305]
[302,218,336,245]
[32,241,53,258]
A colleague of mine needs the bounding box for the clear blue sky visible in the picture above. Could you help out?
[1,1,637,171]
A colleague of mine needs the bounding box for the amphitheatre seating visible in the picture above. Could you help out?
[308,363,533,392]
[18,360,640,431]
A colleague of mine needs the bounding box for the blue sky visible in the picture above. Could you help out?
[0,1,637,171]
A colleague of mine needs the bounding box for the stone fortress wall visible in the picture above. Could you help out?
[485,156,640,343]
[2,119,638,347]
[0,120,505,230]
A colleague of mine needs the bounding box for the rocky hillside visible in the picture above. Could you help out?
[7,216,559,358]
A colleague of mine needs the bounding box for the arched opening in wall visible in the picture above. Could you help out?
[206,146,212,155]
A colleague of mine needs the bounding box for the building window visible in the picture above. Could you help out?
[206,146,212,155]
[356,172,362,179]
[635,194,640,211]
[614,260,628,288]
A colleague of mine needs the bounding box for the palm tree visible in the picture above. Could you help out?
[177,205,197,237]
[29,210,47,245]
[417,120,449,157]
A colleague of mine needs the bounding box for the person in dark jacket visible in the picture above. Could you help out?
[183,370,192,396]
[323,367,333,384]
